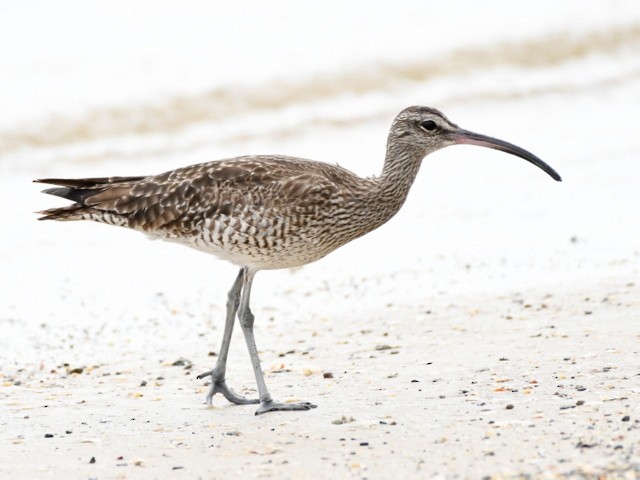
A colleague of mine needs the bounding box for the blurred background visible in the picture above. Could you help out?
[1,1,639,362]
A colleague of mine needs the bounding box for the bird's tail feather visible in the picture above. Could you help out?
[36,204,87,221]
[34,176,146,221]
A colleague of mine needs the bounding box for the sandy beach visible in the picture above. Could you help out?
[1,2,639,478]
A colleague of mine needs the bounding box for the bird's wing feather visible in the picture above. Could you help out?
[58,156,358,232]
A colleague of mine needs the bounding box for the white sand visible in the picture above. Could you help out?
[1,2,639,478]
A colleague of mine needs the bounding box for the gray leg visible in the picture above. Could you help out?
[196,268,259,405]
[237,268,316,415]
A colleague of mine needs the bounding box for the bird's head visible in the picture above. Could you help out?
[389,106,561,181]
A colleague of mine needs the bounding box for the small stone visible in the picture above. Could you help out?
[171,358,192,367]
[89,457,96,464]
[359,442,369,446]
[140,380,147,387]
[576,441,595,449]
[44,433,54,438]
[323,372,334,379]
[506,404,514,410]
[622,415,630,422]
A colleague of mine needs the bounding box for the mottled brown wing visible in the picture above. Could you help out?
[78,156,351,232]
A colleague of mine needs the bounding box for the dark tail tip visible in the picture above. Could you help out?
[41,186,86,203]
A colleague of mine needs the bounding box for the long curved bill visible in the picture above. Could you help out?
[454,129,562,182]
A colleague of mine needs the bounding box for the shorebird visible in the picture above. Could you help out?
[36,106,561,415]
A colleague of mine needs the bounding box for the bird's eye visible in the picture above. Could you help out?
[420,120,437,132]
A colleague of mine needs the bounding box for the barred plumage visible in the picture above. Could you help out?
[36,106,561,414]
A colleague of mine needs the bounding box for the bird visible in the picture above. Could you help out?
[35,106,561,415]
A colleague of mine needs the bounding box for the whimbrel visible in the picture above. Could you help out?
[36,106,561,415]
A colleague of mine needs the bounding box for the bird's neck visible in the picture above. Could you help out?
[374,142,425,211]
[354,141,426,236]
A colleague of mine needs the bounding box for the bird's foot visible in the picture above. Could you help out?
[255,399,317,415]
[197,371,259,405]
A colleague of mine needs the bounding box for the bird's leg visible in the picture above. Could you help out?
[196,268,259,405]
[237,269,316,415]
